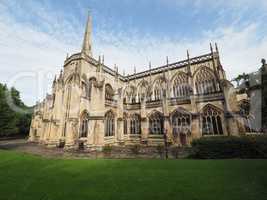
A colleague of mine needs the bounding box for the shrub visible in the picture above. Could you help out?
[130,144,141,155]
[191,135,267,159]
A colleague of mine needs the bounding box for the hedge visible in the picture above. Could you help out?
[191,135,267,159]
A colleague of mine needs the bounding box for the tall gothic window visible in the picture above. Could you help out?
[137,80,149,103]
[105,111,115,137]
[195,67,218,95]
[154,84,162,101]
[153,79,166,101]
[80,112,89,138]
[130,114,141,134]
[171,110,191,136]
[149,112,164,135]
[88,77,96,98]
[82,82,89,98]
[201,105,223,135]
[105,84,114,101]
[123,113,128,135]
[173,73,191,98]
[131,94,137,104]
[124,85,137,104]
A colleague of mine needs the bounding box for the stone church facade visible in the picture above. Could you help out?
[29,15,250,149]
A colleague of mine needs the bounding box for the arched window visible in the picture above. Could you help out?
[201,105,223,135]
[105,111,115,137]
[105,84,114,100]
[123,85,137,104]
[137,80,149,103]
[123,113,128,135]
[195,68,218,95]
[173,73,191,98]
[130,114,141,134]
[153,78,166,101]
[154,85,162,101]
[82,82,89,98]
[149,111,164,135]
[171,110,191,136]
[80,112,89,138]
[88,77,96,98]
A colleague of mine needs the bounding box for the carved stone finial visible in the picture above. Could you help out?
[166,56,169,65]
[215,42,219,52]
[102,55,105,64]
[262,58,266,66]
[210,43,213,53]
[187,50,190,60]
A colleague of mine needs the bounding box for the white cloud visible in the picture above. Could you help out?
[0,0,266,106]
[94,22,266,79]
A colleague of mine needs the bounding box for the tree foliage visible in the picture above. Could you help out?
[0,83,33,137]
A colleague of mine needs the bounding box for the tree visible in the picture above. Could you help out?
[0,83,33,137]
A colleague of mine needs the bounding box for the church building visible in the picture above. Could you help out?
[29,14,250,149]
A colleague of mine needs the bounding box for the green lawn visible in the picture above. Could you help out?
[0,150,267,200]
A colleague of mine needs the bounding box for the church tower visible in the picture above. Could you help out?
[81,12,92,57]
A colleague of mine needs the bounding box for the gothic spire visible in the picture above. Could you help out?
[81,11,92,56]
[215,42,219,53]
[210,43,213,53]
[149,61,152,83]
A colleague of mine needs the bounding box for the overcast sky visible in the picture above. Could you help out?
[0,0,266,106]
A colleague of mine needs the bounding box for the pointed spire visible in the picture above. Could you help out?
[53,75,57,85]
[97,55,101,72]
[81,11,92,56]
[187,50,190,60]
[149,61,152,82]
[102,55,105,64]
[165,56,169,75]
[114,64,118,80]
[133,66,137,82]
[59,70,63,79]
[210,43,213,53]
[215,42,219,53]
[187,50,192,76]
[66,53,69,60]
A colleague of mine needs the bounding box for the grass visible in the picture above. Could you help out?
[0,150,267,200]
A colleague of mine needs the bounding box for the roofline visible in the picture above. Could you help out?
[64,51,219,82]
